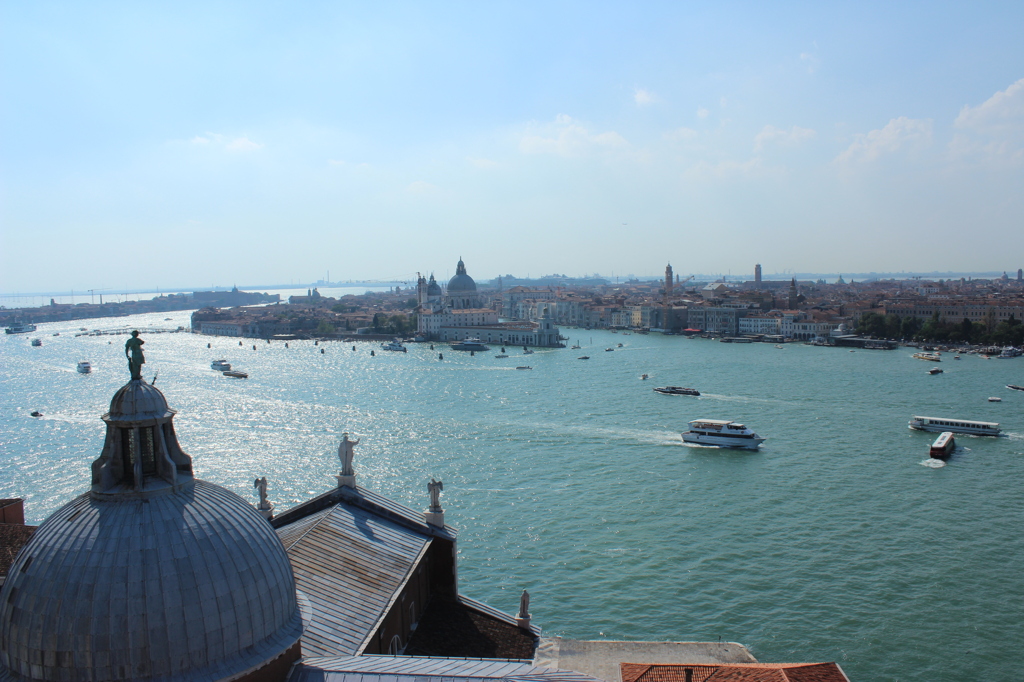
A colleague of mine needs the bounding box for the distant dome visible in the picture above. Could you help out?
[427,275,442,296]
[0,482,301,681]
[0,370,302,682]
[447,259,477,293]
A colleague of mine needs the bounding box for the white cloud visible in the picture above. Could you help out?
[800,52,819,75]
[634,88,656,106]
[696,108,710,119]
[328,159,346,166]
[683,157,774,180]
[950,79,1024,163]
[754,124,816,151]
[835,117,932,163]
[226,136,263,152]
[407,180,438,194]
[186,132,263,151]
[467,157,499,169]
[519,115,628,158]
[665,127,698,142]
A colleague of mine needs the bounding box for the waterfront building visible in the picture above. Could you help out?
[738,314,782,336]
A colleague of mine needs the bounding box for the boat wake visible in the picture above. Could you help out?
[919,458,946,468]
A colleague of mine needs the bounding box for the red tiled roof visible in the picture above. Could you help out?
[620,663,848,682]
[0,523,37,577]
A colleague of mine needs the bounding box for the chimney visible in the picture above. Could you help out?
[684,669,693,682]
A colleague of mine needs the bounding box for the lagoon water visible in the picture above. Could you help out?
[2,311,1023,681]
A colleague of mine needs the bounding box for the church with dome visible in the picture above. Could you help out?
[0,336,849,682]
[416,259,563,348]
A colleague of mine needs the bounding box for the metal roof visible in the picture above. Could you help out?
[289,655,608,682]
[277,502,432,657]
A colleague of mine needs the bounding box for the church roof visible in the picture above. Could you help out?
[289,654,606,682]
[0,481,302,681]
[448,259,477,293]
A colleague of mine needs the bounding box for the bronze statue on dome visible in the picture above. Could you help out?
[125,330,146,380]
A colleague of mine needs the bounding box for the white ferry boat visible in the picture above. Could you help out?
[929,432,956,458]
[76,361,92,374]
[450,338,490,351]
[681,420,765,450]
[912,352,941,362]
[380,340,407,352]
[908,416,1000,436]
[211,360,232,371]
[5,322,37,334]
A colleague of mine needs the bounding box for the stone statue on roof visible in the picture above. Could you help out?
[518,589,530,619]
[428,478,443,512]
[254,476,270,510]
[124,330,145,380]
[338,433,359,477]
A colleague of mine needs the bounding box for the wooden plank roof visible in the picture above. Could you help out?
[290,655,608,682]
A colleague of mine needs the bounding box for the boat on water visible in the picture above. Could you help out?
[494,354,509,359]
[682,420,765,450]
[1007,384,1024,392]
[640,374,649,380]
[908,416,1000,436]
[988,397,1002,402]
[211,360,232,371]
[928,367,943,375]
[223,370,248,379]
[30,338,42,347]
[516,366,532,370]
[654,386,700,396]
[451,338,490,351]
[929,431,956,459]
[605,348,614,352]
[998,348,1022,358]
[381,340,408,352]
[571,344,581,349]
[617,343,623,348]
[913,352,941,362]
[522,348,534,355]
[577,356,590,360]
[76,361,92,374]
[5,322,37,334]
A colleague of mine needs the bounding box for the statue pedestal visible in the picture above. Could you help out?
[255,504,274,521]
[336,474,356,489]
[424,510,445,528]
[516,615,531,630]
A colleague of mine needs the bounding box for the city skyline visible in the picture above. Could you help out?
[2,2,1023,292]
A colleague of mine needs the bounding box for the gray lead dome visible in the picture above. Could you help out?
[446,259,477,293]
[0,482,301,681]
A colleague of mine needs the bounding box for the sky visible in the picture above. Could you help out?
[2,1,1023,293]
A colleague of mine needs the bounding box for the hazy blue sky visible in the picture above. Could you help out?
[2,1,1023,292]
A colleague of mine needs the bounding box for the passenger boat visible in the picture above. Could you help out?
[929,432,956,459]
[211,360,232,371]
[30,338,42,347]
[223,370,248,379]
[654,386,700,396]
[681,420,765,450]
[1007,384,1024,392]
[908,416,1000,436]
[998,348,1022,358]
[380,340,408,352]
[450,338,490,351]
[5,322,37,334]
[913,352,941,362]
[76,361,92,374]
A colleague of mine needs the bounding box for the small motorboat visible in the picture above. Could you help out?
[30,411,43,418]
[211,360,232,371]
[494,354,509,358]
[1007,384,1024,392]
[775,345,784,349]
[223,370,248,379]
[523,348,534,355]
[617,343,623,348]
[31,338,42,347]
[515,366,532,370]
[577,356,590,360]
[571,344,581,349]
[76,361,92,374]
[954,355,961,360]
[928,367,943,375]
[640,374,649,380]
[929,431,956,459]
[988,397,1002,402]
[605,348,614,352]
[381,340,407,352]
[654,386,700,396]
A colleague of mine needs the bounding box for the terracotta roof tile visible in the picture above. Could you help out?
[619,663,848,682]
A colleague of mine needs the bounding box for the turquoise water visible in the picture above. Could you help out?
[3,312,1023,681]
